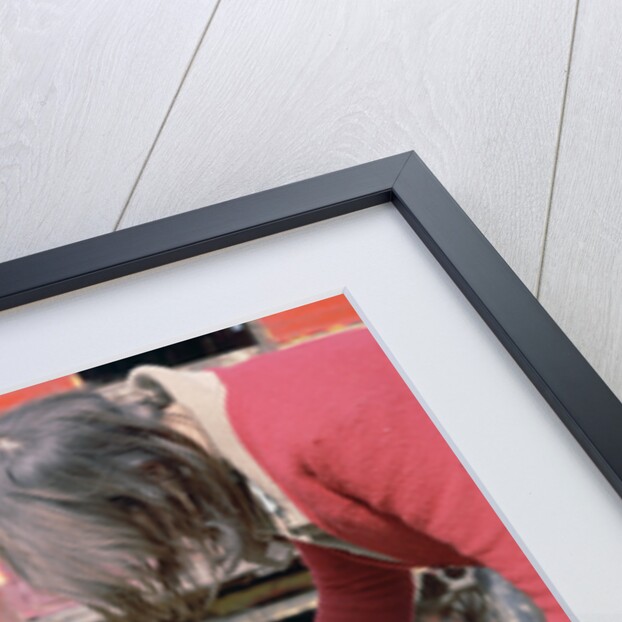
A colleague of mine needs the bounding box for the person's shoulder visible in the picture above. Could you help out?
[129,365,222,402]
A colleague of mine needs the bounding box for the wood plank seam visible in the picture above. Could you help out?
[112,0,225,231]
[535,0,581,299]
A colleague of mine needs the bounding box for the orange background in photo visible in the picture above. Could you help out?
[260,295,361,344]
[0,375,82,414]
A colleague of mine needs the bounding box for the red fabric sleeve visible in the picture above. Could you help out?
[304,414,569,622]
[295,541,414,622]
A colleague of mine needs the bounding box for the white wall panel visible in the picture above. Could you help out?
[120,0,576,291]
[0,0,218,261]
[539,1,622,400]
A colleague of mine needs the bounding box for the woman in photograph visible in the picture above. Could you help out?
[0,328,567,622]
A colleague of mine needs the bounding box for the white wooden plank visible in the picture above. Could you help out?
[539,1,622,400]
[0,0,218,262]
[119,0,576,292]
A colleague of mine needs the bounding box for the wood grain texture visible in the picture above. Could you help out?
[119,0,576,292]
[0,0,218,262]
[539,1,622,400]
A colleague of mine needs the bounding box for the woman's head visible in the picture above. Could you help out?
[0,388,253,620]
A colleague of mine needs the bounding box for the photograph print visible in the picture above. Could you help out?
[0,295,567,622]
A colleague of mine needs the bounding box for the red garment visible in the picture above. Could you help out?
[295,542,415,622]
[214,328,567,622]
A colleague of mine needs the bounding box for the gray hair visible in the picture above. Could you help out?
[0,389,263,621]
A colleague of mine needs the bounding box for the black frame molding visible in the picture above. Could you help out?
[1,151,621,498]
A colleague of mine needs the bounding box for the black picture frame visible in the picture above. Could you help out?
[1,151,621,501]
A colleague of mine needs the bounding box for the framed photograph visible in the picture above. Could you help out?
[0,152,620,622]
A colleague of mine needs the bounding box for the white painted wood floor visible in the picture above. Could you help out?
[1,0,620,398]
